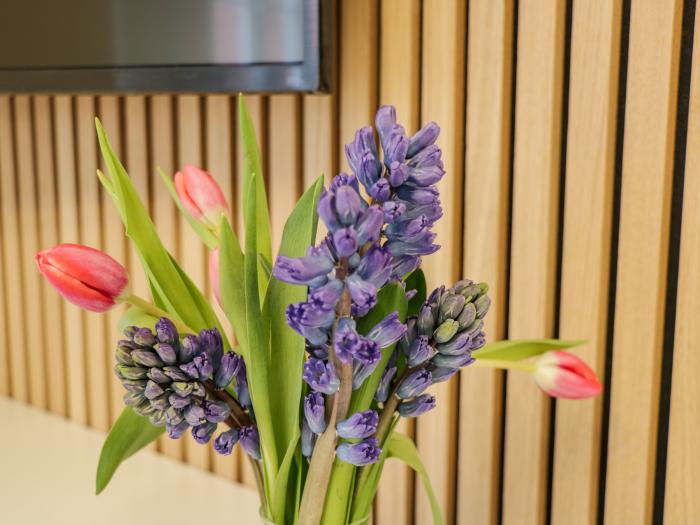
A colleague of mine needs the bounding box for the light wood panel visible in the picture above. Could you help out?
[14,96,47,409]
[34,96,68,416]
[604,1,682,523]
[503,1,566,524]
[53,95,88,424]
[375,0,421,523]
[459,1,514,524]
[551,2,621,523]
[416,1,467,524]
[0,96,28,403]
[665,6,700,521]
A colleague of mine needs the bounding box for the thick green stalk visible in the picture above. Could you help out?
[120,293,194,334]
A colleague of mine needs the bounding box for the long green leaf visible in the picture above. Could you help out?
[264,175,324,465]
[219,216,249,353]
[385,433,443,525]
[238,94,272,285]
[405,268,427,316]
[271,431,301,524]
[96,408,164,494]
[116,307,158,333]
[472,338,585,361]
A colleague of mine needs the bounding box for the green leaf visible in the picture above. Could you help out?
[219,217,249,352]
[271,431,301,524]
[157,167,218,249]
[472,338,586,361]
[404,269,427,316]
[384,432,443,525]
[238,94,272,276]
[264,175,324,466]
[95,408,164,494]
[116,307,158,333]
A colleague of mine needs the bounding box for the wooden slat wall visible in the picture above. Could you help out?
[1,1,699,523]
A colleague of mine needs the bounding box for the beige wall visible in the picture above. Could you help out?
[1,1,699,524]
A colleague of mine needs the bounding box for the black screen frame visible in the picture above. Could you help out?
[0,0,331,94]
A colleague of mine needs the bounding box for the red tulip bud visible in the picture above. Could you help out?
[533,351,602,399]
[36,244,128,312]
[209,247,222,308]
[174,164,229,229]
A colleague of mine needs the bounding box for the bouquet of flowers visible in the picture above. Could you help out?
[36,96,601,525]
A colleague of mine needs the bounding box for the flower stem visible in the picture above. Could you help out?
[471,358,536,373]
[119,293,195,334]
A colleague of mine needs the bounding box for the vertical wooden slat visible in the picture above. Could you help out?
[303,94,335,188]
[53,96,88,424]
[14,96,48,409]
[177,94,211,471]
[338,0,378,173]
[0,96,28,403]
[205,94,239,481]
[665,6,700,521]
[0,153,8,397]
[268,95,302,252]
[551,2,621,524]
[458,1,514,524]
[34,96,68,416]
[149,94,185,461]
[604,1,683,523]
[375,0,421,523]
[416,1,466,524]
[502,1,566,524]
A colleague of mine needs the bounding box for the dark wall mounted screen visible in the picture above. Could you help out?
[0,0,330,93]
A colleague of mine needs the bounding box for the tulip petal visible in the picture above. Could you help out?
[37,256,116,312]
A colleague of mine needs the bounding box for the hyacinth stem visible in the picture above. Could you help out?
[119,293,194,334]
[472,358,536,373]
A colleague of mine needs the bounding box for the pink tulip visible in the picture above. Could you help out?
[174,164,229,228]
[209,247,222,308]
[533,351,602,399]
[36,243,128,312]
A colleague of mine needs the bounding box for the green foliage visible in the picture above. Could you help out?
[473,338,585,361]
[405,268,427,316]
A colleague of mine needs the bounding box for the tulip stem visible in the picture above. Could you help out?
[472,358,536,373]
[119,294,195,335]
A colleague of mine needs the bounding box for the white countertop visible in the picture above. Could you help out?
[0,397,260,524]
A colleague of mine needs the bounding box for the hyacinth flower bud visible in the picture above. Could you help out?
[407,335,435,367]
[336,410,378,439]
[383,201,406,224]
[192,422,218,444]
[417,303,437,334]
[155,317,179,345]
[240,426,262,460]
[214,352,241,389]
[273,250,335,286]
[304,392,327,434]
[214,428,240,456]
[398,394,437,417]
[303,358,340,395]
[36,243,128,312]
[234,360,251,407]
[352,361,377,390]
[335,184,363,226]
[407,122,440,158]
[433,319,460,344]
[180,334,199,363]
[301,419,317,458]
[209,248,222,308]
[347,274,378,317]
[204,400,231,423]
[533,351,602,399]
[336,437,381,466]
[431,352,474,369]
[153,343,177,366]
[367,312,407,348]
[375,365,397,403]
[185,403,207,426]
[439,292,466,322]
[397,369,433,399]
[146,367,169,384]
[167,420,190,439]
[333,227,359,258]
[355,339,381,366]
[199,328,223,369]
[428,365,459,384]
[334,317,362,364]
[355,206,385,245]
[174,164,229,229]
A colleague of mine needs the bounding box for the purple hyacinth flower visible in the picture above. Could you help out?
[155,317,179,345]
[368,312,407,348]
[355,206,384,245]
[428,366,459,384]
[240,426,261,460]
[407,335,435,367]
[335,184,363,226]
[356,245,393,289]
[214,428,240,456]
[192,422,217,444]
[385,215,431,239]
[337,410,378,439]
[407,122,440,158]
[215,352,241,389]
[409,144,442,168]
[179,360,200,379]
[431,352,475,369]
[334,317,362,364]
[383,201,406,224]
[184,403,207,426]
[204,400,231,423]
[436,331,471,356]
[167,420,190,439]
[391,255,421,280]
[308,279,344,310]
[193,353,213,379]
[333,227,359,258]
[398,394,437,417]
[307,345,329,360]
[286,303,332,345]
[144,380,165,400]
[355,339,381,366]
[375,105,397,146]
[345,127,382,189]
[388,161,409,187]
[303,358,340,395]
[336,437,381,466]
[153,343,177,366]
[369,178,391,201]
[375,366,397,403]
[234,361,251,407]
[318,189,341,233]
[133,327,157,347]
[383,129,409,167]
[179,334,199,363]
[304,392,327,434]
[406,164,445,187]
[199,328,223,368]
[386,235,439,257]
[131,349,163,368]
[352,360,379,390]
[169,392,191,409]
[273,250,335,286]
[396,369,433,399]
[301,419,316,458]
[147,367,170,384]
[347,274,377,317]
[395,185,439,205]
